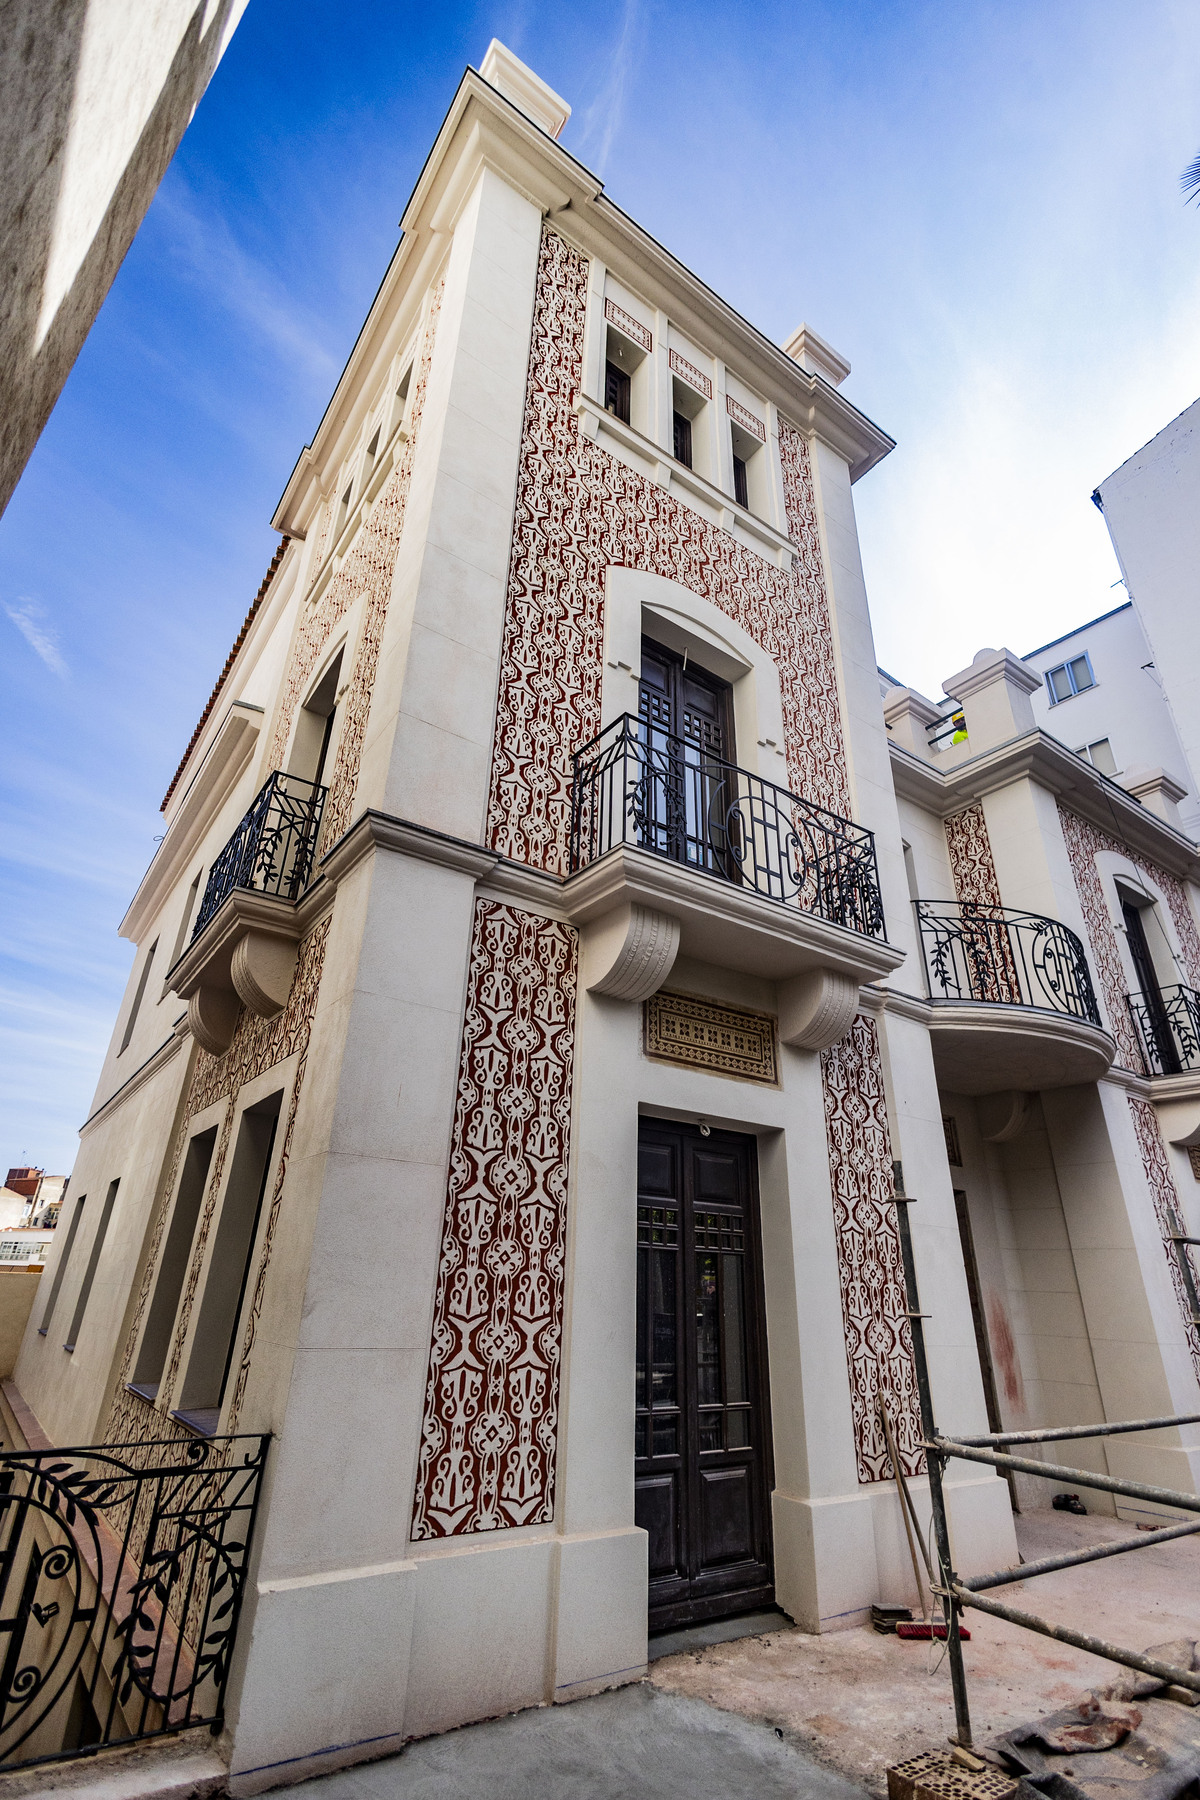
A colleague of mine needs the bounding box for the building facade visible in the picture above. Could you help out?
[11,44,1200,1792]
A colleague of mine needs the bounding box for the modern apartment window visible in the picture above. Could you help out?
[119,940,157,1055]
[130,1127,217,1400]
[39,1192,86,1334]
[1046,653,1095,703]
[604,360,631,425]
[176,1091,282,1435]
[1075,738,1118,776]
[732,454,749,509]
[64,1179,119,1352]
[673,410,693,467]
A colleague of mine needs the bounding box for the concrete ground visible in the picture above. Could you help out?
[651,1507,1200,1794]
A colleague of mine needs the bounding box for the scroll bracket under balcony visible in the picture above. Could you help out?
[778,968,860,1051]
[581,902,680,1003]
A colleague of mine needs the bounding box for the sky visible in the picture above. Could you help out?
[3,0,1200,1173]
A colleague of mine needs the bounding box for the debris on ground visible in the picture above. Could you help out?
[1052,1494,1088,1515]
[897,1621,972,1641]
[887,1748,1018,1800]
[874,1605,915,1634]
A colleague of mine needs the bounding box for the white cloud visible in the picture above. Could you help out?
[572,0,642,177]
[4,599,68,678]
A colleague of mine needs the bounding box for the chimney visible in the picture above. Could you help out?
[781,324,850,387]
[940,648,1041,754]
[478,41,571,140]
[882,686,943,758]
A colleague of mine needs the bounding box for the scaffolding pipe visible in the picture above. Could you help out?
[954,1413,1200,1448]
[929,1438,1200,1514]
[947,1583,1200,1694]
[962,1517,1200,1591]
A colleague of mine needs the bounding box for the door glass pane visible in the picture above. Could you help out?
[651,1249,677,1406]
[698,1410,722,1452]
[722,1253,747,1404]
[695,1251,720,1405]
[726,1408,750,1448]
[652,1417,678,1456]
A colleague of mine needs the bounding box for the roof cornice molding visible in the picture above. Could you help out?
[889,731,1200,880]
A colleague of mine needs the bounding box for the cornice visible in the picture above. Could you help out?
[320,811,500,887]
[888,732,1200,881]
[80,1018,191,1137]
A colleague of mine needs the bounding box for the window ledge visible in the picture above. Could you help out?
[574,394,795,565]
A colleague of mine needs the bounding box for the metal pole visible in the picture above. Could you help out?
[962,1516,1200,1591]
[930,1438,1200,1514]
[950,1584,1200,1695]
[954,1411,1200,1448]
[892,1192,973,1747]
[880,1397,929,1621]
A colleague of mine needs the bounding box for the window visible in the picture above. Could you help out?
[119,940,157,1055]
[39,1192,85,1334]
[1075,738,1118,776]
[362,426,380,485]
[728,417,764,513]
[130,1127,217,1399]
[605,359,631,425]
[289,650,343,788]
[165,874,202,987]
[64,1179,119,1352]
[673,410,692,467]
[334,480,353,537]
[733,454,748,509]
[1045,653,1095,703]
[176,1091,282,1434]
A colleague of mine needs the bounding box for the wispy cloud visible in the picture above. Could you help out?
[5,599,67,678]
[573,0,642,177]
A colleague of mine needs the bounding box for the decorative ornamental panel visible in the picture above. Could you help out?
[643,991,778,1084]
[821,1013,923,1482]
[1058,805,1200,1071]
[107,919,331,1445]
[668,349,712,400]
[1127,1096,1200,1385]
[412,901,579,1538]
[944,803,1003,909]
[485,226,850,878]
[604,297,652,353]
[726,394,766,441]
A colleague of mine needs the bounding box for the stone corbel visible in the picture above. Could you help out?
[231,932,300,1017]
[581,903,680,1002]
[777,969,859,1051]
[188,987,242,1058]
[977,1090,1033,1142]
[169,889,323,1057]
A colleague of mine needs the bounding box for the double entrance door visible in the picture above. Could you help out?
[635,1120,774,1631]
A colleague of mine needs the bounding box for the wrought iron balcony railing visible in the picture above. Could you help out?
[569,713,887,939]
[1127,984,1200,1077]
[0,1432,267,1770]
[192,770,326,941]
[914,899,1102,1025]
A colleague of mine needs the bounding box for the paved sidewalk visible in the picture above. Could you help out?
[285,1684,870,1800]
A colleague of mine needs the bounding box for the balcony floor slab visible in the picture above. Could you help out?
[927,1001,1115,1096]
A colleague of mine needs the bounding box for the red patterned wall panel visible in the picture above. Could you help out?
[1127,1096,1200,1387]
[412,901,579,1537]
[944,803,1003,908]
[485,226,850,876]
[1058,805,1200,1071]
[821,1013,924,1482]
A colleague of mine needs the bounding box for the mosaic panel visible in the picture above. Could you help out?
[1127,1096,1200,1386]
[944,803,1003,909]
[643,991,778,1084]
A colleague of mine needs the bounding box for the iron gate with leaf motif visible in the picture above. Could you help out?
[0,1432,268,1770]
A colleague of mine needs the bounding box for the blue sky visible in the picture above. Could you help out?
[3,0,1200,1173]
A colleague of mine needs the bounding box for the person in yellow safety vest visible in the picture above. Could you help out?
[950,710,967,745]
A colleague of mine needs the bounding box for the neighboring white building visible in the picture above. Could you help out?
[1,0,250,516]
[1023,601,1200,841]
[1093,400,1200,836]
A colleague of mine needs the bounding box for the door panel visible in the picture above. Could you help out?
[637,639,738,879]
[635,1120,774,1632]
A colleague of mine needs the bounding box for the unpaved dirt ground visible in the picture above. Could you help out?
[650,1509,1200,1795]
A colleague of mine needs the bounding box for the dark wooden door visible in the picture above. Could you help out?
[1123,900,1181,1074]
[637,638,737,878]
[635,1120,774,1631]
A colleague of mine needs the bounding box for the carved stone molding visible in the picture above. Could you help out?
[582,903,680,1002]
[231,932,299,1018]
[778,969,859,1051]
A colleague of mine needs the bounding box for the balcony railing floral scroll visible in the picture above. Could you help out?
[569,713,886,940]
[914,899,1102,1026]
[192,771,326,940]
[1127,984,1200,1077]
[0,1432,267,1771]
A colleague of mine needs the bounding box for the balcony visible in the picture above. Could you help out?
[1128,985,1200,1077]
[170,772,327,1055]
[914,899,1114,1094]
[563,715,904,1046]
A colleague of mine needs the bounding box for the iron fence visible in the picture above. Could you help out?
[193,772,326,940]
[0,1432,268,1769]
[1127,983,1200,1077]
[569,713,886,939]
[914,899,1101,1024]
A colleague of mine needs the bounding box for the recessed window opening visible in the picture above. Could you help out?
[902,841,920,905]
[289,650,343,789]
[39,1192,86,1334]
[389,362,413,438]
[1075,738,1118,776]
[671,376,706,473]
[604,325,644,428]
[176,1090,282,1435]
[729,421,763,514]
[335,480,353,538]
[64,1178,119,1353]
[1046,653,1095,703]
[130,1127,217,1401]
[361,425,381,489]
[165,874,202,989]
[119,940,157,1056]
